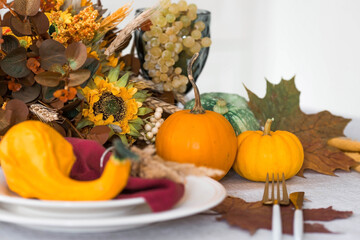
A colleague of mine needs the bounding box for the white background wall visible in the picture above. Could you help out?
[108,0,360,137]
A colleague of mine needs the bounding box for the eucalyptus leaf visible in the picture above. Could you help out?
[12,83,41,103]
[13,0,41,17]
[68,69,91,87]
[49,64,66,75]
[39,39,67,70]
[80,58,99,87]
[115,72,130,88]
[0,47,31,78]
[29,12,49,35]
[1,12,12,27]
[137,107,153,116]
[0,110,12,134]
[5,99,29,124]
[10,15,32,36]
[34,71,62,87]
[19,72,35,87]
[66,42,87,70]
[1,35,20,54]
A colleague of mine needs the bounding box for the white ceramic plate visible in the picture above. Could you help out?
[0,175,226,233]
[0,169,146,218]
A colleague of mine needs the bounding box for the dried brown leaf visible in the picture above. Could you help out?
[121,54,140,75]
[213,196,353,235]
[12,83,41,103]
[87,125,111,145]
[246,78,356,176]
[13,0,40,17]
[68,69,91,87]
[29,12,49,35]
[9,15,32,36]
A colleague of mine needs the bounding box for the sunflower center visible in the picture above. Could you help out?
[93,92,126,122]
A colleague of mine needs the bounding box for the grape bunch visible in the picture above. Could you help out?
[142,0,212,93]
[139,107,164,144]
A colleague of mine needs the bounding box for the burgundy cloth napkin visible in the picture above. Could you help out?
[67,138,185,212]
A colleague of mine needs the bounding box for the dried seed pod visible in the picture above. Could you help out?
[29,104,60,123]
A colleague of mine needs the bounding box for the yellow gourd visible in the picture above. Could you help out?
[0,121,132,201]
[156,53,237,180]
[233,119,304,182]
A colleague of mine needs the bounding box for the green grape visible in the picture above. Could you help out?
[142,33,151,42]
[144,44,151,51]
[148,62,156,70]
[180,15,191,28]
[168,3,179,14]
[167,66,174,74]
[160,65,169,73]
[190,42,201,54]
[155,70,161,77]
[179,75,189,84]
[158,33,169,44]
[174,43,183,53]
[174,67,182,75]
[165,59,175,67]
[145,54,151,61]
[152,77,161,83]
[174,54,179,62]
[201,37,212,47]
[165,27,175,35]
[165,42,175,51]
[166,13,176,23]
[158,58,166,66]
[179,28,190,37]
[155,15,167,27]
[163,82,173,91]
[150,47,162,58]
[148,70,157,77]
[162,50,172,59]
[178,0,187,11]
[188,3,198,13]
[191,30,202,40]
[177,37,183,43]
[183,36,195,48]
[173,21,183,30]
[160,0,171,8]
[172,79,181,88]
[187,11,197,21]
[150,38,160,47]
[160,73,168,81]
[143,62,149,70]
[194,21,205,31]
[169,34,177,43]
[150,26,162,37]
[178,84,187,93]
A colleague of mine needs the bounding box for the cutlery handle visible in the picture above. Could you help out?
[293,209,303,240]
[272,204,282,240]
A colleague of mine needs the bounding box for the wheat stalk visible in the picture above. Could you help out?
[100,2,132,31]
[144,97,182,114]
[105,6,158,56]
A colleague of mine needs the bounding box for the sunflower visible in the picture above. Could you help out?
[81,76,142,135]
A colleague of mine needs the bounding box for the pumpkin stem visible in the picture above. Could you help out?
[188,53,205,114]
[213,99,229,115]
[263,118,274,136]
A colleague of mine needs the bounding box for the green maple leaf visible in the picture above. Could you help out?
[245,77,356,176]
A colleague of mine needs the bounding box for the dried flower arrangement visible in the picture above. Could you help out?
[0,0,183,146]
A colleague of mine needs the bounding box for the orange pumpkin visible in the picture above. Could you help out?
[156,53,237,180]
[233,119,304,182]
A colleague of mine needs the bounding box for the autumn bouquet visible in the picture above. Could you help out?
[0,0,165,145]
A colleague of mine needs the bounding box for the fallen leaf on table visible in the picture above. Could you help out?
[212,196,352,235]
[246,77,356,176]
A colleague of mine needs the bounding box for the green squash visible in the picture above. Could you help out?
[184,92,260,135]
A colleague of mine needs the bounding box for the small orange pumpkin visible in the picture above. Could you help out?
[233,119,304,182]
[156,53,237,180]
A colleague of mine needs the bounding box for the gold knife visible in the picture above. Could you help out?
[290,192,304,240]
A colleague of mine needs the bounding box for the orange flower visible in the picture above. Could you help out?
[8,79,22,92]
[53,87,77,103]
[27,58,45,74]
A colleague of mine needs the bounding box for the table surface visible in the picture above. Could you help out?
[1,170,359,240]
[1,120,359,240]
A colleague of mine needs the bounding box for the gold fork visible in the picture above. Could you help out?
[262,173,290,240]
